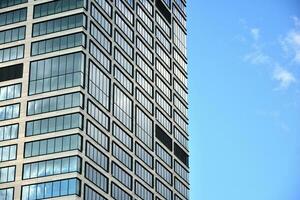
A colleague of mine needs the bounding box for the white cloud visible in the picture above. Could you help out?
[244,49,270,65]
[273,66,296,89]
[279,17,300,64]
[250,28,260,41]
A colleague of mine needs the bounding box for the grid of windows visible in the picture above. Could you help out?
[27,92,83,116]
[0,8,27,27]
[0,83,21,102]
[23,156,81,179]
[0,45,24,63]
[0,26,25,45]
[31,32,86,56]
[0,0,189,199]
[21,178,81,200]
[0,188,13,200]
[0,124,18,142]
[26,113,83,136]
[32,13,87,37]
[0,104,20,122]
[29,52,85,95]
[33,0,86,18]
[24,134,82,158]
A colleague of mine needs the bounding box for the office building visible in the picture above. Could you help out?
[0,0,189,199]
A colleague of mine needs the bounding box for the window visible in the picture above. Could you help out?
[156,92,171,116]
[27,92,83,116]
[88,100,110,130]
[94,0,112,17]
[90,22,111,54]
[136,88,153,115]
[0,8,27,27]
[112,162,132,189]
[114,66,133,94]
[0,124,18,142]
[137,5,153,31]
[34,0,86,18]
[0,166,15,183]
[173,49,187,73]
[174,160,189,183]
[0,26,25,45]
[0,0,27,9]
[23,156,81,179]
[115,0,133,24]
[21,178,81,200]
[24,134,82,158]
[174,111,188,133]
[136,107,153,149]
[113,86,133,130]
[156,27,171,53]
[156,161,172,185]
[139,0,153,15]
[113,122,133,150]
[135,142,153,168]
[156,75,171,100]
[174,127,188,150]
[111,182,132,200]
[0,145,17,162]
[0,45,24,63]
[115,13,133,41]
[156,179,172,200]
[90,41,111,72]
[137,21,153,47]
[89,61,110,110]
[86,141,108,171]
[136,71,153,97]
[136,37,153,64]
[91,3,111,35]
[85,163,108,193]
[29,52,85,95]
[32,13,87,37]
[156,143,172,167]
[156,43,170,68]
[174,79,188,103]
[135,181,153,200]
[0,104,20,122]
[114,48,133,76]
[136,53,153,80]
[135,161,153,186]
[112,142,132,170]
[155,12,171,37]
[115,30,133,59]
[173,21,187,57]
[173,4,186,28]
[175,178,189,199]
[0,188,13,200]
[26,113,83,136]
[31,32,86,56]
[86,120,109,151]
[0,83,21,102]
[156,108,171,133]
[84,184,107,200]
[174,0,186,15]
[174,63,187,87]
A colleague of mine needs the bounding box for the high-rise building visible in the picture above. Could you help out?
[0,0,189,199]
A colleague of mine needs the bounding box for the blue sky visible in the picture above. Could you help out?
[188,0,300,200]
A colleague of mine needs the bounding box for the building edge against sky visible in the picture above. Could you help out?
[0,0,189,199]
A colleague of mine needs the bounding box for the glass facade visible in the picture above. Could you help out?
[0,0,189,199]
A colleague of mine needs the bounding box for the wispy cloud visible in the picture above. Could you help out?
[279,17,300,64]
[250,28,260,41]
[241,18,299,90]
[273,66,296,90]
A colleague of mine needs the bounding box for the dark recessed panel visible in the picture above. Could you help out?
[0,64,23,82]
[174,143,189,167]
[155,125,172,151]
[155,0,171,23]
